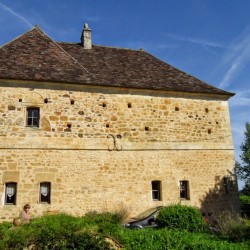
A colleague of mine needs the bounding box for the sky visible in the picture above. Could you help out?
[0,0,249,188]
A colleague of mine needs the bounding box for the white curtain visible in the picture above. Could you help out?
[41,185,48,196]
[6,184,15,198]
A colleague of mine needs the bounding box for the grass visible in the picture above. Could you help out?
[0,211,249,249]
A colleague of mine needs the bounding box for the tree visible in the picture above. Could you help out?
[236,122,250,184]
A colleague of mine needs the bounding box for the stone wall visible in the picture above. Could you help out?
[0,81,239,222]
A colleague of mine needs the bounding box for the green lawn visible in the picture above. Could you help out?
[0,211,249,250]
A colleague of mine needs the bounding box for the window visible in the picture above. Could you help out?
[5,182,17,205]
[223,177,234,193]
[39,182,51,203]
[180,181,189,199]
[151,181,161,201]
[27,107,40,127]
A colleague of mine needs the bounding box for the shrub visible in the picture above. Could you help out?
[1,213,114,249]
[0,221,12,240]
[156,204,206,232]
[215,211,250,242]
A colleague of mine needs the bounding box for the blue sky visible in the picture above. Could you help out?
[0,0,249,187]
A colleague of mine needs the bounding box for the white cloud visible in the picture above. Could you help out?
[230,90,250,107]
[0,2,33,28]
[163,33,224,49]
[219,30,250,89]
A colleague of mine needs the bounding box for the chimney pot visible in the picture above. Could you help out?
[81,23,92,49]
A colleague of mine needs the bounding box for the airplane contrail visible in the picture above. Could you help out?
[0,2,33,28]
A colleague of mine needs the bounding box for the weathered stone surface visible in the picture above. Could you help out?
[0,82,239,222]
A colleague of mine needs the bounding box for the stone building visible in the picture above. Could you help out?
[0,24,239,222]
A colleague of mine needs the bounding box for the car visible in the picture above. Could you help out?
[124,206,213,229]
[124,206,162,229]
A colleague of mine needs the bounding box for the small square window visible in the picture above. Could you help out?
[5,182,17,205]
[40,182,51,204]
[152,181,161,201]
[27,107,40,127]
[180,181,189,200]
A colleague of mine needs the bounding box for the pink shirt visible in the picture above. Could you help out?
[21,211,31,223]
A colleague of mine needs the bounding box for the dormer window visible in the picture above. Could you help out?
[27,107,40,127]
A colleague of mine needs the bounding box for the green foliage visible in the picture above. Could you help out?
[118,228,249,250]
[240,194,250,204]
[0,221,12,240]
[236,122,250,182]
[156,204,206,232]
[0,210,249,249]
[215,211,250,243]
[240,194,250,218]
[0,214,113,250]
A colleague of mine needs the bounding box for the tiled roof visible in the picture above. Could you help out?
[0,26,233,96]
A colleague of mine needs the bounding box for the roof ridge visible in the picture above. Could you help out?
[57,42,143,52]
[37,28,90,74]
[0,25,38,49]
[94,44,143,52]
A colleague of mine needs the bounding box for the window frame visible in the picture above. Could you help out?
[180,180,190,200]
[26,107,40,127]
[151,180,161,201]
[39,182,51,204]
[5,182,17,205]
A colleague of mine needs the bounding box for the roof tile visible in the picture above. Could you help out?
[0,26,233,96]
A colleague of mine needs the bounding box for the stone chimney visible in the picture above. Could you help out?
[81,23,92,49]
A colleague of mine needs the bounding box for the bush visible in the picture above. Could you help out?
[0,221,12,240]
[1,213,114,249]
[119,227,248,250]
[156,204,206,232]
[215,211,250,243]
[240,195,250,218]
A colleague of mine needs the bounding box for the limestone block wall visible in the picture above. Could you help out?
[0,81,239,222]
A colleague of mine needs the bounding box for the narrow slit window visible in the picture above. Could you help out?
[5,182,17,205]
[39,182,51,204]
[151,180,161,201]
[180,180,189,200]
[27,107,40,127]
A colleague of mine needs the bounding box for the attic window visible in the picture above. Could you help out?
[128,103,132,108]
[70,100,75,105]
[175,107,179,111]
